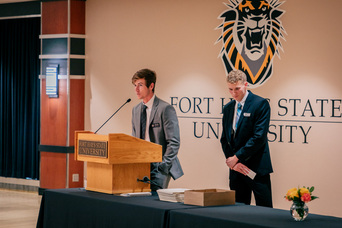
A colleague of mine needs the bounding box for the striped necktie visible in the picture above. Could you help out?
[235,102,242,129]
[140,105,147,139]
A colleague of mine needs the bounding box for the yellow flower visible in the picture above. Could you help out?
[299,188,309,196]
[286,188,298,200]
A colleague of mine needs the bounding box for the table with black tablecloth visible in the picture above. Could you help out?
[169,203,342,228]
[36,188,198,228]
[37,188,342,228]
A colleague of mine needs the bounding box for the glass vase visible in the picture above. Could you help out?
[290,201,308,221]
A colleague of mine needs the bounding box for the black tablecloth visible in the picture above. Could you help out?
[169,204,342,228]
[37,188,342,228]
[36,188,198,228]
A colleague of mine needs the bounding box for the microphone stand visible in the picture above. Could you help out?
[94,98,131,134]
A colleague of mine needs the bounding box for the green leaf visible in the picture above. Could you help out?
[309,186,315,193]
[311,196,318,201]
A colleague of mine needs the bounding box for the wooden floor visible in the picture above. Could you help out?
[0,189,41,228]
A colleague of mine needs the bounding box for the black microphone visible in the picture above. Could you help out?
[94,98,131,134]
[137,176,162,189]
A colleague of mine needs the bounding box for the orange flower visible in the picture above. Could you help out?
[301,193,311,203]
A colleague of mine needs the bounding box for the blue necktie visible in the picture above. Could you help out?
[140,105,147,139]
[235,103,242,129]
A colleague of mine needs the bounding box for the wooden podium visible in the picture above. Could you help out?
[75,131,162,194]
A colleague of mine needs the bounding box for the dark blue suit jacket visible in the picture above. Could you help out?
[220,91,273,178]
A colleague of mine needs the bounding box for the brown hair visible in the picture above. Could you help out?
[132,68,156,92]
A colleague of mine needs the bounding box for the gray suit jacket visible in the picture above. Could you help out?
[132,96,184,180]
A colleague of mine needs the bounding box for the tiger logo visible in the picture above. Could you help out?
[216,0,286,88]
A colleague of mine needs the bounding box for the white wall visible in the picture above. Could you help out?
[85,0,342,217]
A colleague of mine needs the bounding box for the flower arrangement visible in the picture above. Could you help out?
[285,186,318,203]
[285,186,318,221]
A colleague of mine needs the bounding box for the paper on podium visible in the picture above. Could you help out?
[120,192,152,197]
[157,188,190,203]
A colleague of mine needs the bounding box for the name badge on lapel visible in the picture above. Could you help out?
[151,123,160,128]
[244,113,251,117]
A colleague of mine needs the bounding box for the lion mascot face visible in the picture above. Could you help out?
[217,0,286,88]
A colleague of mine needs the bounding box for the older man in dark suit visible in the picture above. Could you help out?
[131,69,183,191]
[220,70,273,207]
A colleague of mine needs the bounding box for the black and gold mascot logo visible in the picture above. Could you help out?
[217,0,286,88]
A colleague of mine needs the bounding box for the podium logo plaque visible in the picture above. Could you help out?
[78,140,108,158]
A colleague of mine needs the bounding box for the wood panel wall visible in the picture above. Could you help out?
[42,1,68,34]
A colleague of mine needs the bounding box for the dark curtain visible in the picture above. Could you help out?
[0,17,40,179]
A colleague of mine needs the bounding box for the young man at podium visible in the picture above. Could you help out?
[131,68,184,191]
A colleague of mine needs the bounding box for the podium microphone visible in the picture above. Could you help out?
[137,176,162,189]
[94,98,131,134]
